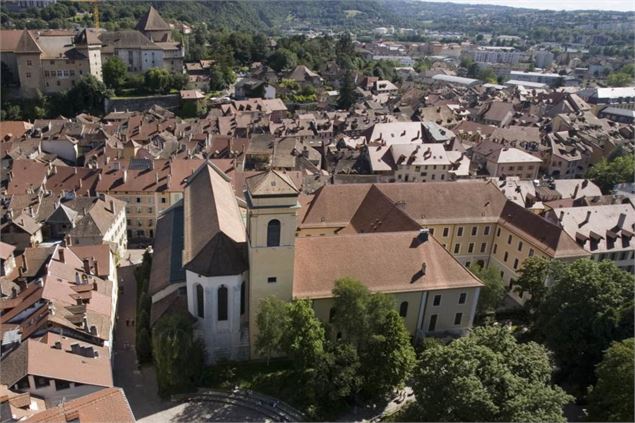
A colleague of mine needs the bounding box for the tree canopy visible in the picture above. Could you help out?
[337,70,356,110]
[587,155,635,193]
[587,338,635,423]
[255,277,416,410]
[330,278,416,398]
[267,48,298,72]
[412,326,572,422]
[533,259,634,387]
[152,313,205,398]
[254,297,288,363]
[67,75,112,116]
[102,57,127,90]
[468,263,506,315]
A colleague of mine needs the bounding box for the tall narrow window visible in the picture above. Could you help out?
[399,301,408,317]
[428,314,438,332]
[240,282,246,315]
[267,219,281,247]
[454,312,463,325]
[195,284,204,318]
[217,286,228,321]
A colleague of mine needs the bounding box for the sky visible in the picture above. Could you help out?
[423,0,634,12]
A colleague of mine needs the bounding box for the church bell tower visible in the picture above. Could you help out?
[245,171,299,358]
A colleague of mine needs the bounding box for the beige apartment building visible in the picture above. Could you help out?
[297,181,589,302]
[96,159,203,242]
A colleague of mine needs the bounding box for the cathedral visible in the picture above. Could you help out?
[175,162,482,362]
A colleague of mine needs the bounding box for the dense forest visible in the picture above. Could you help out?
[1,0,633,48]
[0,0,414,32]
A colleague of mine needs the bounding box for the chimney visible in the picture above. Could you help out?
[418,228,430,243]
[617,212,627,229]
[559,211,565,222]
[58,248,65,263]
[578,210,591,227]
[53,341,62,349]
[123,169,128,183]
[94,260,99,276]
[83,258,91,274]
[421,262,427,276]
[70,343,80,354]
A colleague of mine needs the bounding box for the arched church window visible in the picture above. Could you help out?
[267,219,281,247]
[195,284,204,318]
[218,285,228,321]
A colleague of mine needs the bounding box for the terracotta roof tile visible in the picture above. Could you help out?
[25,387,133,423]
[293,232,482,299]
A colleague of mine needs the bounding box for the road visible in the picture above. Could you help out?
[112,250,169,420]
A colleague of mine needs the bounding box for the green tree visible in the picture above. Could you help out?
[468,263,506,315]
[1,104,22,121]
[331,278,371,347]
[606,72,633,87]
[169,72,189,91]
[587,155,635,193]
[255,296,289,364]
[136,326,152,364]
[513,256,558,314]
[67,75,111,115]
[144,68,171,94]
[267,48,297,72]
[412,326,572,422]
[209,67,227,91]
[478,67,498,83]
[152,313,205,398]
[535,259,634,387]
[337,69,355,110]
[284,299,326,370]
[312,341,362,402]
[361,309,416,398]
[587,338,635,422]
[332,278,415,398]
[102,57,127,90]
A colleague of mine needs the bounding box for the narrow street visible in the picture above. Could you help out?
[112,250,169,420]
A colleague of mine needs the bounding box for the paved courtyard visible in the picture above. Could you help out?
[138,400,270,423]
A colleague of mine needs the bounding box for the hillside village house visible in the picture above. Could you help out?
[148,161,591,363]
